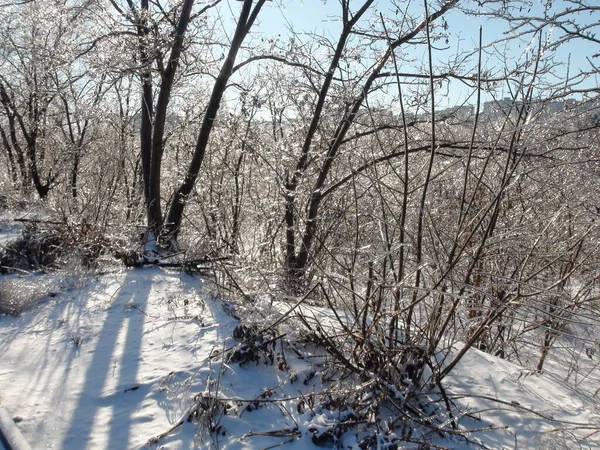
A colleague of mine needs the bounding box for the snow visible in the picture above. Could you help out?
[442,347,600,449]
[0,266,599,449]
[0,268,235,449]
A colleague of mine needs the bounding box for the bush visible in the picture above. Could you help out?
[0,278,56,315]
[0,219,130,273]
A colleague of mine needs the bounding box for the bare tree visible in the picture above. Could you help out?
[106,0,201,241]
[163,0,268,247]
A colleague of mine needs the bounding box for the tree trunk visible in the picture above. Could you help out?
[0,126,18,186]
[0,87,29,188]
[163,0,266,243]
[145,0,196,238]
[71,151,80,199]
[285,0,457,278]
[27,141,50,199]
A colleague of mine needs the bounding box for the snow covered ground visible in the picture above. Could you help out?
[0,265,599,449]
[0,268,224,448]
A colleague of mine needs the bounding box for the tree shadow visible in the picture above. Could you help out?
[0,272,115,428]
[60,268,153,450]
[0,267,236,448]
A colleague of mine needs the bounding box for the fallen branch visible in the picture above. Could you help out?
[146,400,201,446]
[14,217,65,226]
[242,428,300,438]
[161,255,233,265]
[127,257,231,272]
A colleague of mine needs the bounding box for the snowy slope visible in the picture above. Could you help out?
[0,268,237,449]
[0,267,599,449]
[442,348,600,449]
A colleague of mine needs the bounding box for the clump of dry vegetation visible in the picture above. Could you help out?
[0,219,132,274]
[0,278,56,315]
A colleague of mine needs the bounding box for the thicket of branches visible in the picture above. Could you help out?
[0,0,599,443]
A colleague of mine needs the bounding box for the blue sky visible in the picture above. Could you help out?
[216,0,599,108]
